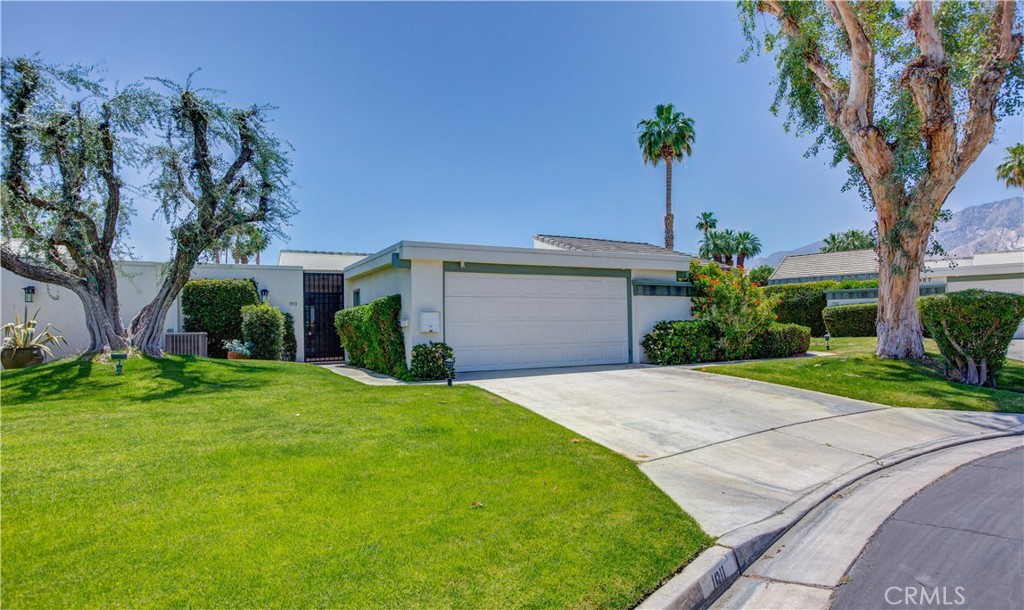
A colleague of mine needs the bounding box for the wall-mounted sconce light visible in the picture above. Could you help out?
[260,288,270,302]
[23,286,36,303]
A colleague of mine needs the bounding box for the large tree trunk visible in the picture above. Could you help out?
[876,243,925,359]
[74,284,129,353]
[664,158,674,250]
[129,251,198,356]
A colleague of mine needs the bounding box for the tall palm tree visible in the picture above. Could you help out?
[695,211,718,238]
[996,143,1024,189]
[734,231,762,268]
[638,104,696,250]
[821,233,844,253]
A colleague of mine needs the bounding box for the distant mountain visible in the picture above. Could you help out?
[933,196,1023,257]
[749,196,1023,268]
[747,241,825,269]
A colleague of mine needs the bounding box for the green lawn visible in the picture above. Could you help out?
[1,356,709,609]
[700,336,1024,413]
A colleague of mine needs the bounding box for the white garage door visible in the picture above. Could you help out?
[444,272,629,372]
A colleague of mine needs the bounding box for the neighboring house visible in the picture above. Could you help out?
[342,239,696,372]
[767,249,880,285]
[769,248,1024,338]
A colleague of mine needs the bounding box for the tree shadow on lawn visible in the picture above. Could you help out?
[1,355,274,405]
[861,356,1024,413]
[138,355,274,403]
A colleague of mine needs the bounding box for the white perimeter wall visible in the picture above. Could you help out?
[1,262,305,360]
[632,269,693,363]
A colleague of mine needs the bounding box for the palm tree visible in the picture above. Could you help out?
[734,231,762,268]
[230,225,269,265]
[996,143,1024,189]
[821,232,844,253]
[821,229,876,253]
[695,211,718,238]
[638,104,696,250]
[717,228,737,266]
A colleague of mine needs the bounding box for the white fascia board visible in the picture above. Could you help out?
[399,240,693,271]
[928,261,1024,278]
[343,242,404,278]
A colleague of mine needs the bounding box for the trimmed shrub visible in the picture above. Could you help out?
[763,281,838,336]
[744,323,812,359]
[282,312,298,361]
[410,342,455,381]
[918,290,1024,387]
[641,319,722,364]
[690,261,776,357]
[241,303,285,360]
[823,303,877,337]
[835,279,879,289]
[334,294,407,378]
[182,279,260,357]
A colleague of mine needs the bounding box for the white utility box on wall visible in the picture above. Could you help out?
[419,310,441,333]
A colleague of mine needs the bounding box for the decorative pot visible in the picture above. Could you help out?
[227,351,250,361]
[1,346,46,369]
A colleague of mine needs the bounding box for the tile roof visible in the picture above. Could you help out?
[534,234,686,256]
[769,249,879,281]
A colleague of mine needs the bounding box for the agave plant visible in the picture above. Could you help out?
[1,308,68,358]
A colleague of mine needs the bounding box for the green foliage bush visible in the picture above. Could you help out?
[744,323,812,359]
[918,290,1024,387]
[334,294,407,378]
[748,265,774,286]
[241,303,285,360]
[410,342,455,381]
[823,303,877,337]
[182,279,260,358]
[690,261,776,356]
[763,281,838,336]
[281,312,298,362]
[641,320,722,364]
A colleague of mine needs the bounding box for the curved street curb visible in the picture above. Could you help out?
[636,428,1024,610]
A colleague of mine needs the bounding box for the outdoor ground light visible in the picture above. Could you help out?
[824,332,831,351]
[23,285,35,303]
[445,358,456,387]
[260,288,270,302]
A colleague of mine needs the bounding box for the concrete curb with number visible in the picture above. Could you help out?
[636,429,1024,610]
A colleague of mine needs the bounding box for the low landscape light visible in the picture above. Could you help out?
[445,358,456,387]
[824,332,831,351]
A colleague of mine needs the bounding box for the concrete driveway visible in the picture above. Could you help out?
[464,365,1024,537]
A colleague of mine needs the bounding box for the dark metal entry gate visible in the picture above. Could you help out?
[303,272,345,363]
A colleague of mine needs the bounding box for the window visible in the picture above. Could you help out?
[352,289,361,306]
[633,284,694,297]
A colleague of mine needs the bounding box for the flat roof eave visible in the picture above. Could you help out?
[343,240,694,278]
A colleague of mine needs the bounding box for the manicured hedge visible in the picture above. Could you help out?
[410,342,455,381]
[641,320,722,364]
[744,323,812,359]
[182,279,260,358]
[918,290,1024,387]
[282,312,298,362]
[763,281,838,336]
[241,303,285,360]
[823,303,877,337]
[334,294,407,378]
[641,320,810,364]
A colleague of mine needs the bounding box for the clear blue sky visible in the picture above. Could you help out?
[3,1,1021,262]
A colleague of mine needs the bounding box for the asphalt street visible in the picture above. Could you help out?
[832,447,1024,610]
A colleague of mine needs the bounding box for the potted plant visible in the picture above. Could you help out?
[1,308,68,369]
[222,339,253,360]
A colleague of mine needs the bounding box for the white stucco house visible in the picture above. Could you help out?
[342,236,697,372]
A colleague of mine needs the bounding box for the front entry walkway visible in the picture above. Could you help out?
[464,365,1024,538]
